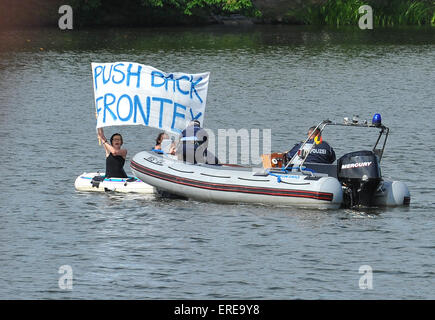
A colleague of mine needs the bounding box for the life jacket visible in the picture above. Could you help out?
[286,140,336,165]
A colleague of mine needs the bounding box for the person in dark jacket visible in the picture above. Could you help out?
[286,126,336,164]
[177,120,219,164]
[97,128,128,178]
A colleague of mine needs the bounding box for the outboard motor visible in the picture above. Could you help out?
[337,150,382,207]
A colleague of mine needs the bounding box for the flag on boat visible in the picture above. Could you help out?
[91,62,210,134]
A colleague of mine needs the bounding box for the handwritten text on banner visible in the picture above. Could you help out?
[92,62,210,133]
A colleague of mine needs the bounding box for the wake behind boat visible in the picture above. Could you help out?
[131,116,410,209]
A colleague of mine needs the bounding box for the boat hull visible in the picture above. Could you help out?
[131,151,343,209]
[373,180,411,206]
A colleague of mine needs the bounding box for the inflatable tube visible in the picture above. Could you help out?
[373,180,411,206]
[131,151,343,209]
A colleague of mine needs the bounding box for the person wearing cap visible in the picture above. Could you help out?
[285,126,336,164]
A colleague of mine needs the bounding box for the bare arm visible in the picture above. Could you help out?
[111,147,127,158]
[97,128,109,157]
[97,128,127,158]
[97,128,106,143]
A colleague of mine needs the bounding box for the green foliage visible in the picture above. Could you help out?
[299,0,435,27]
[68,0,254,26]
[59,0,435,26]
[403,1,434,25]
[141,0,182,8]
[305,0,366,26]
[142,0,253,14]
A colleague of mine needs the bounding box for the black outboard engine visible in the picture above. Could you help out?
[337,150,382,207]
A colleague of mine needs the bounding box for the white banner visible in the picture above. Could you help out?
[92,62,209,134]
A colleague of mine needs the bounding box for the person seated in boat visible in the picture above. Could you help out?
[153,132,176,155]
[177,120,219,164]
[97,128,128,178]
[154,132,168,151]
[285,126,336,164]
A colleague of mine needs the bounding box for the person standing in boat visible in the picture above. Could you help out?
[286,126,336,164]
[97,128,128,178]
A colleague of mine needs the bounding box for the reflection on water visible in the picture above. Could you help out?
[0,25,434,299]
[1,25,435,53]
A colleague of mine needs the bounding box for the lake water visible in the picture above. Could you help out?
[0,25,434,299]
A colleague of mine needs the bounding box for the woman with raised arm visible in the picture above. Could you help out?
[97,128,128,178]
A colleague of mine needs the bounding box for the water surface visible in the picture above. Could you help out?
[0,25,434,299]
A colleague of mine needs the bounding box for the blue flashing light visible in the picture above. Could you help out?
[372,113,382,126]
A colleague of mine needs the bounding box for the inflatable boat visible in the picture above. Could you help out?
[74,172,155,194]
[130,117,410,209]
[131,152,344,209]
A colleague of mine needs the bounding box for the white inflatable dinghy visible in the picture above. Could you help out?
[74,172,155,194]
